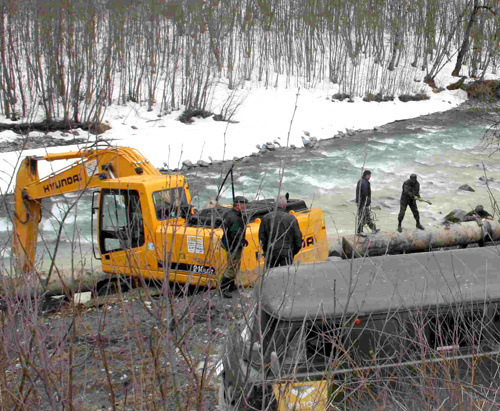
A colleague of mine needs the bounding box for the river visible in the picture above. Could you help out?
[186,104,500,238]
[1,103,499,272]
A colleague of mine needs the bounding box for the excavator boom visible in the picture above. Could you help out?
[13,146,161,273]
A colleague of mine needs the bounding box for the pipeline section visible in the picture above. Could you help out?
[340,220,500,259]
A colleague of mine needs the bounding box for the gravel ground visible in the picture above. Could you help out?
[2,281,252,410]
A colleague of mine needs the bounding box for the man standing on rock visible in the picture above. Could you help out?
[356,170,380,236]
[398,174,425,232]
[220,196,248,298]
[259,196,303,269]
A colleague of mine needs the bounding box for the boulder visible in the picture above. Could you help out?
[301,136,312,148]
[302,136,319,148]
[182,160,194,169]
[197,160,210,167]
[88,122,111,135]
[458,184,475,192]
[442,209,468,224]
[479,176,494,182]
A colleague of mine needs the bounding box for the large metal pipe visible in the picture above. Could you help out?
[340,220,500,259]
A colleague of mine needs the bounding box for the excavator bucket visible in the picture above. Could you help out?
[13,157,42,273]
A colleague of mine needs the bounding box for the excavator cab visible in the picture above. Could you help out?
[98,188,145,254]
[94,175,196,281]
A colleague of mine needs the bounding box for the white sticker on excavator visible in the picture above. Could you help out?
[187,236,204,254]
[85,159,98,177]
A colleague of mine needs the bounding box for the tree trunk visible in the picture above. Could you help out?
[452,0,479,77]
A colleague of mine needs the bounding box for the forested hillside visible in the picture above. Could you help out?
[0,0,499,123]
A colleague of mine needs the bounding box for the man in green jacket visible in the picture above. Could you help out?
[220,196,248,298]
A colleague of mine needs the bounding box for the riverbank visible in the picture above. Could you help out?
[0,65,480,195]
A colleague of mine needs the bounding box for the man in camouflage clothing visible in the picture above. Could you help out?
[220,196,248,298]
[398,174,424,232]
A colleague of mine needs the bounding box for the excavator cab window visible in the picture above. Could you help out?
[99,189,145,253]
[153,188,189,220]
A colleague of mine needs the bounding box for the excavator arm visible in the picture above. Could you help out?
[13,145,161,273]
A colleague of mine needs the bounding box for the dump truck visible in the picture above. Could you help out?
[12,144,329,288]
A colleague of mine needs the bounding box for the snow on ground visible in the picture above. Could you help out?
[0,63,494,194]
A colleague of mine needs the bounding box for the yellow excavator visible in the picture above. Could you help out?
[13,144,329,287]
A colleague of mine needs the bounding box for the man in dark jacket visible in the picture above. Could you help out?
[259,196,303,269]
[464,204,493,221]
[398,174,424,232]
[220,196,248,298]
[356,170,379,235]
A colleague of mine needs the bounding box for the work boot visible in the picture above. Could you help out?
[416,221,425,230]
[371,226,380,234]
